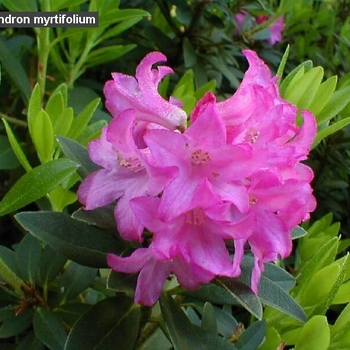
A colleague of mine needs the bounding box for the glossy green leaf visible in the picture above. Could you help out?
[68,98,101,140]
[57,136,100,178]
[308,75,338,116]
[317,85,350,125]
[2,119,32,172]
[296,237,339,297]
[45,92,65,124]
[52,108,74,140]
[333,280,350,304]
[48,186,77,212]
[31,109,55,163]
[284,67,324,110]
[160,293,236,350]
[38,245,67,287]
[17,234,42,283]
[235,321,266,350]
[294,316,330,350]
[15,211,124,268]
[54,303,92,328]
[183,38,197,68]
[262,261,296,292]
[60,262,97,302]
[257,327,281,350]
[330,302,350,347]
[276,44,290,81]
[78,120,107,145]
[27,83,42,136]
[0,38,31,103]
[280,60,313,97]
[0,159,79,217]
[33,308,67,350]
[313,116,350,148]
[0,310,33,338]
[65,296,141,350]
[72,205,116,231]
[300,263,340,306]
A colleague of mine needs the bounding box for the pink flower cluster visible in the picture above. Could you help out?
[78,51,316,306]
[234,11,285,45]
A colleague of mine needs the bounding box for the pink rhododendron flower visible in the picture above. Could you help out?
[79,49,317,306]
[104,52,187,131]
[234,10,284,45]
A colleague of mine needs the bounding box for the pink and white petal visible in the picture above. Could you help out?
[77,169,124,210]
[107,249,149,274]
[135,258,172,306]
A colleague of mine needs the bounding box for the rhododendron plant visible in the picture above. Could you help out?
[234,11,285,45]
[78,50,316,306]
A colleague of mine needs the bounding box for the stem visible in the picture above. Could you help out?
[36,0,51,100]
[0,113,27,128]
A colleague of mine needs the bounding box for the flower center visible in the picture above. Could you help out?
[185,208,205,225]
[246,129,260,144]
[117,152,143,172]
[249,195,258,205]
[191,149,211,166]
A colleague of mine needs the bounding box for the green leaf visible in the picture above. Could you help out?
[0,159,79,217]
[291,225,308,240]
[33,308,67,350]
[2,119,32,172]
[330,302,350,347]
[296,237,340,297]
[237,257,306,322]
[54,303,92,328]
[50,0,87,11]
[15,331,46,350]
[68,98,101,140]
[27,84,42,136]
[64,296,141,350]
[15,211,125,268]
[201,303,217,333]
[235,320,266,350]
[183,38,197,68]
[0,251,24,295]
[31,109,55,163]
[72,205,116,231]
[86,45,135,68]
[45,92,65,124]
[277,44,290,81]
[57,136,100,178]
[38,245,67,287]
[215,278,263,320]
[280,60,313,97]
[48,186,77,212]
[294,315,330,350]
[0,37,31,103]
[160,293,237,350]
[17,234,42,283]
[0,135,20,170]
[300,263,340,307]
[313,116,350,148]
[107,269,137,295]
[317,86,350,125]
[308,75,338,116]
[284,67,324,110]
[1,0,37,11]
[0,310,33,338]
[60,262,97,302]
